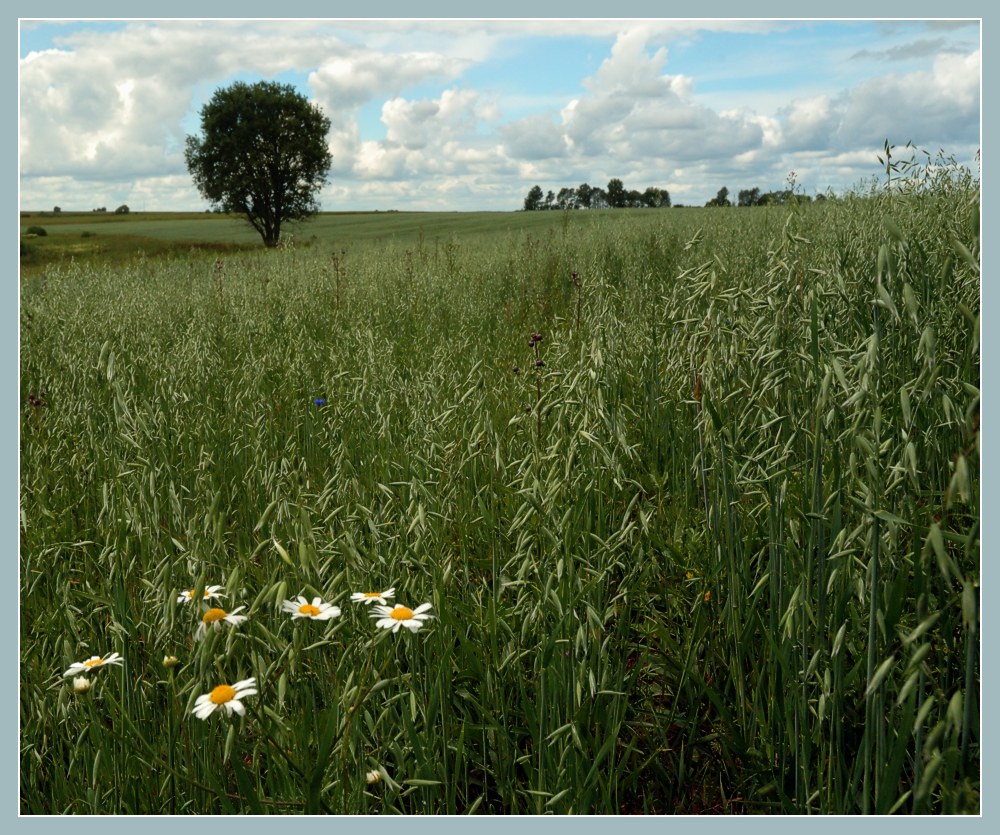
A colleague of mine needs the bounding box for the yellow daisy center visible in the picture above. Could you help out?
[83,657,103,668]
[391,606,414,621]
[364,592,382,598]
[299,603,321,617]
[209,684,236,705]
[203,607,227,624]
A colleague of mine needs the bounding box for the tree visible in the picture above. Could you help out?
[649,187,671,208]
[705,186,731,208]
[606,178,627,208]
[759,189,793,206]
[523,185,544,211]
[556,187,577,210]
[737,187,760,207]
[185,80,332,248]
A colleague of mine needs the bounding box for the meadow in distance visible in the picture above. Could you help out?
[19,150,980,814]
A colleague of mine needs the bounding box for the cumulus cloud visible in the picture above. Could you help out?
[836,48,980,146]
[19,21,349,182]
[350,87,505,184]
[308,50,468,110]
[381,89,483,150]
[501,114,567,161]
[19,172,201,213]
[777,95,838,151]
[18,20,980,211]
[502,29,765,171]
[584,27,672,96]
[18,20,475,205]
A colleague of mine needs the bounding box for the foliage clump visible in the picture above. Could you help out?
[185,80,332,248]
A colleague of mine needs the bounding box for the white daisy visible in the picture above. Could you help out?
[281,595,342,621]
[350,588,395,606]
[195,605,248,640]
[62,652,124,677]
[371,602,433,633]
[177,585,226,604]
[191,678,257,720]
[72,676,92,693]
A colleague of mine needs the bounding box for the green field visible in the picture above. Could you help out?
[20,166,980,814]
[19,208,632,275]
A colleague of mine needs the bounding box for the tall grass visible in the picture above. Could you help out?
[20,157,978,813]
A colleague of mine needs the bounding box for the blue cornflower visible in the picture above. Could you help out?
[313,398,326,407]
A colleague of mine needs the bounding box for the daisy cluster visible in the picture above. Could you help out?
[62,583,434,721]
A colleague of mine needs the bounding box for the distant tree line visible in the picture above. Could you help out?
[706,185,832,208]
[522,178,670,211]
[85,205,131,214]
[523,179,833,211]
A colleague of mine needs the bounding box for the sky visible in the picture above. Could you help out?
[17,18,981,212]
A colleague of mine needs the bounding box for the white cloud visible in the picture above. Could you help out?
[501,114,567,161]
[325,116,362,177]
[381,89,483,151]
[584,27,671,96]
[17,21,980,211]
[503,30,765,171]
[836,48,980,146]
[351,87,503,182]
[382,98,441,150]
[309,50,468,110]
[20,173,201,212]
[354,141,409,180]
[779,95,838,151]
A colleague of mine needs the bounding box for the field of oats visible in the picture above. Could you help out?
[20,164,979,814]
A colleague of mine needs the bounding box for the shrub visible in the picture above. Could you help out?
[26,226,47,236]
[81,231,96,238]
[115,204,130,215]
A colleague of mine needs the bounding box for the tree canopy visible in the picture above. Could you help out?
[606,178,627,208]
[523,185,544,212]
[705,186,731,208]
[522,180,670,211]
[185,81,332,247]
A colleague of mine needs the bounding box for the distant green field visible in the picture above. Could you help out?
[20,207,680,243]
[19,207,698,275]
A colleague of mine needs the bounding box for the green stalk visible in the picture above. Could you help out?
[862,516,880,815]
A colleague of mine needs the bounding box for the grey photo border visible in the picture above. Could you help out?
[9,2,990,830]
